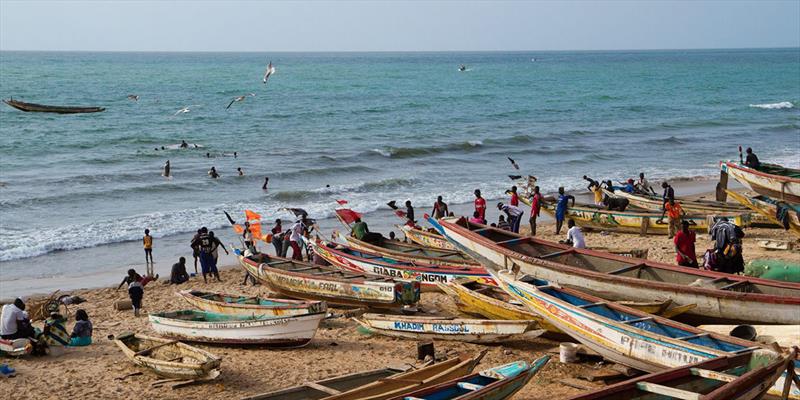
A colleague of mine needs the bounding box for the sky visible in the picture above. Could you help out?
[1,1,799,52]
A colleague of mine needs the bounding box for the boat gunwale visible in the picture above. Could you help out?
[178,290,324,311]
[342,235,479,266]
[723,160,800,184]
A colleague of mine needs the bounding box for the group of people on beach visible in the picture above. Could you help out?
[0,298,93,361]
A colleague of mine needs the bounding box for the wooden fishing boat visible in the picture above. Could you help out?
[385,356,550,400]
[567,349,797,400]
[539,201,750,235]
[148,309,326,347]
[399,224,457,250]
[3,98,105,114]
[726,189,800,237]
[312,240,494,289]
[340,233,478,267]
[112,332,221,379]
[601,188,750,214]
[720,161,800,204]
[178,290,326,317]
[438,281,694,336]
[493,270,798,398]
[321,351,486,400]
[354,313,543,344]
[428,216,800,325]
[241,366,410,400]
[240,253,420,310]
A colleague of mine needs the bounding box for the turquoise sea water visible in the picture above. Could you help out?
[0,49,798,286]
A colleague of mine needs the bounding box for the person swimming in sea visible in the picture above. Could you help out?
[163,160,170,178]
[180,140,188,149]
[237,167,244,176]
[208,167,220,179]
[262,177,269,190]
[459,64,466,71]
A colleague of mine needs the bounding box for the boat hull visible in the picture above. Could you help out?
[722,161,800,204]
[148,310,325,346]
[399,224,457,250]
[342,235,478,267]
[356,314,540,344]
[113,333,221,379]
[725,190,800,237]
[3,99,105,114]
[178,290,326,317]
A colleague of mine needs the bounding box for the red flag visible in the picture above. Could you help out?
[336,199,348,205]
[245,210,261,221]
[336,208,362,224]
[394,210,407,219]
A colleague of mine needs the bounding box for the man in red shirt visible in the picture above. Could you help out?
[528,186,543,237]
[673,221,697,267]
[508,186,519,207]
[474,189,486,222]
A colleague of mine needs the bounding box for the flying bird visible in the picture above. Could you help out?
[507,157,520,170]
[174,105,199,115]
[226,93,256,109]
[127,95,139,101]
[262,61,276,84]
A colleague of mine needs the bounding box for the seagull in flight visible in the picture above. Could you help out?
[263,61,276,84]
[174,105,200,115]
[127,95,139,101]
[226,93,256,109]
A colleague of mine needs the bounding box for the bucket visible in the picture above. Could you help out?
[729,325,757,341]
[559,342,579,363]
[114,299,133,311]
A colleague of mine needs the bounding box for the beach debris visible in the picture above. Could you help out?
[115,371,143,381]
[262,60,275,84]
[225,93,255,109]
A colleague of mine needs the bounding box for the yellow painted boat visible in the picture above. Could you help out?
[725,190,800,238]
[398,224,457,250]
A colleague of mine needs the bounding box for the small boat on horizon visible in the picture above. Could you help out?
[3,98,106,114]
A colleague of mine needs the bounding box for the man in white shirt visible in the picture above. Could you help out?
[497,202,525,234]
[1,299,31,339]
[566,219,586,249]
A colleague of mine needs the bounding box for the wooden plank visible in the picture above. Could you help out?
[607,263,646,275]
[635,382,701,400]
[689,368,737,382]
[304,382,341,395]
[540,249,574,259]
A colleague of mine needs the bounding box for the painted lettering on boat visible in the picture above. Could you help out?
[391,321,471,333]
[393,321,424,331]
[370,266,449,283]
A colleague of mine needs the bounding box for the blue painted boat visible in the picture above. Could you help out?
[387,356,550,400]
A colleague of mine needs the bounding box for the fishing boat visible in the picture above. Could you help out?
[399,224,457,250]
[355,313,543,344]
[241,366,411,400]
[539,201,750,235]
[178,290,326,317]
[385,356,550,400]
[339,232,478,268]
[493,270,798,398]
[726,189,800,237]
[3,98,106,114]
[428,216,800,325]
[321,351,486,400]
[311,239,494,289]
[240,253,420,310]
[568,349,797,400]
[720,161,800,204]
[148,309,326,347]
[600,188,750,214]
[112,332,221,379]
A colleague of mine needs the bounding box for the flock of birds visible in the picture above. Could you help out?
[126,61,276,115]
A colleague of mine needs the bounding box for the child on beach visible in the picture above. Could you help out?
[143,229,154,273]
[117,269,155,316]
[69,309,92,346]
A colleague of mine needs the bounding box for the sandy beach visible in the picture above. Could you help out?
[1,215,796,400]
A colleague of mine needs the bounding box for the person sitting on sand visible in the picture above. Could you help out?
[169,257,190,285]
[69,309,92,346]
[0,298,35,340]
[497,215,511,231]
[563,219,586,249]
[555,187,576,235]
[117,268,155,316]
[208,166,220,179]
[744,147,760,170]
[41,312,70,351]
[674,221,698,268]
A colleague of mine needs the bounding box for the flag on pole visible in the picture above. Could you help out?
[245,209,262,221]
[335,208,362,224]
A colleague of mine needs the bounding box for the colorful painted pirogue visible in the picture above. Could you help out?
[112,332,221,379]
[385,356,551,400]
[148,309,326,347]
[429,216,800,325]
[178,290,326,317]
[493,270,799,398]
[539,202,750,235]
[239,253,420,310]
[567,348,798,400]
[726,189,800,238]
[355,313,542,344]
[600,188,749,214]
[339,232,478,267]
[311,240,494,288]
[720,160,800,204]
[398,224,457,250]
[241,366,409,400]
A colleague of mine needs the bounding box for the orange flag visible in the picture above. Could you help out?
[245,210,262,221]
[232,224,244,234]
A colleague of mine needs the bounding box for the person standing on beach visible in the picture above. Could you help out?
[262,177,269,190]
[528,186,543,236]
[508,186,519,207]
[673,221,697,267]
[169,257,190,284]
[270,219,283,255]
[659,198,684,238]
[162,160,170,178]
[191,228,216,283]
[555,187,575,234]
[190,228,202,273]
[497,202,524,233]
[473,190,486,222]
[661,182,675,207]
[142,229,154,271]
[117,269,155,316]
[288,220,306,260]
[431,196,449,219]
[405,200,415,226]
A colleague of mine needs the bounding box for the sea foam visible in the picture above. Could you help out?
[749,101,794,110]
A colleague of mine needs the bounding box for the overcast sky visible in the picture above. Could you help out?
[1,0,798,52]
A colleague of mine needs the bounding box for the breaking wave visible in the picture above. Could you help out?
[749,101,794,110]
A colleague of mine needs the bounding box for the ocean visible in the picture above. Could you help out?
[1,48,798,296]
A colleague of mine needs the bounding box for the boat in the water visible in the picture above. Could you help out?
[720,160,800,204]
[239,253,420,310]
[3,98,106,114]
[398,224,457,250]
[725,189,800,237]
[178,290,326,317]
[112,332,221,379]
[567,349,797,400]
[355,313,543,344]
[385,356,550,400]
[311,239,493,289]
[339,232,478,268]
[493,270,798,398]
[148,309,326,347]
[429,216,800,325]
[539,201,750,235]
